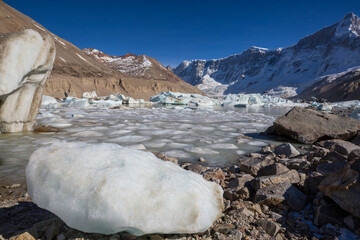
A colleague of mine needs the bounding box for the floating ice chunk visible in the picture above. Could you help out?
[247,141,268,146]
[144,142,167,148]
[209,144,238,149]
[41,95,58,106]
[350,108,360,120]
[72,131,104,138]
[110,130,132,135]
[38,112,59,119]
[109,135,152,143]
[64,98,90,109]
[185,147,219,154]
[128,144,146,150]
[26,142,223,235]
[164,150,192,159]
[167,142,190,149]
[236,150,246,155]
[49,123,72,128]
[82,91,97,99]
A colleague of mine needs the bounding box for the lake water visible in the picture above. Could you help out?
[0,105,294,185]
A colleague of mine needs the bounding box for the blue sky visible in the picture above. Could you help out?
[5,0,360,66]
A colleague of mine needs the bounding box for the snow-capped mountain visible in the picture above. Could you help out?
[84,48,190,83]
[173,13,360,97]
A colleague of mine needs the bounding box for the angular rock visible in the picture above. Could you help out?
[251,170,301,191]
[316,162,347,176]
[352,134,360,146]
[256,219,281,237]
[349,149,360,161]
[26,142,224,235]
[184,164,208,174]
[318,160,360,217]
[271,107,360,144]
[255,182,307,211]
[0,29,55,133]
[314,204,347,226]
[274,143,300,158]
[304,172,325,196]
[317,139,360,156]
[239,157,274,176]
[320,151,348,162]
[9,232,36,240]
[279,158,310,170]
[257,163,289,177]
[227,174,254,189]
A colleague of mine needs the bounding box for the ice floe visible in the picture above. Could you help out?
[26,141,223,235]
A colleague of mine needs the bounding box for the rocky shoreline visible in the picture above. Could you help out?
[1,107,360,239]
[1,135,360,239]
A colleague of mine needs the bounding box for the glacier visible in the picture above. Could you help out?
[26,141,224,235]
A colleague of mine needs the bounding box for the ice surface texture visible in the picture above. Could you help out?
[0,29,55,132]
[26,141,224,235]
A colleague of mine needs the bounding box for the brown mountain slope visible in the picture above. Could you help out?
[0,1,203,99]
[84,48,188,84]
[297,67,360,102]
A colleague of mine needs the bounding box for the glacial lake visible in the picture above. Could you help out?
[0,105,298,185]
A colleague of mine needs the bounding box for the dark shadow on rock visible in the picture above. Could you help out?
[0,201,55,238]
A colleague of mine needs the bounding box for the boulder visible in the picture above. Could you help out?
[0,29,55,133]
[316,162,347,176]
[352,134,360,146]
[26,142,224,235]
[239,157,274,176]
[255,182,307,211]
[257,163,289,177]
[274,143,300,158]
[314,204,347,226]
[318,160,360,217]
[251,170,301,191]
[256,219,281,237]
[317,139,360,156]
[271,107,360,144]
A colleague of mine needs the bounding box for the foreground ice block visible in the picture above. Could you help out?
[26,141,224,235]
[0,29,55,132]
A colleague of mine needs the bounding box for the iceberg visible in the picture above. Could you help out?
[26,142,223,235]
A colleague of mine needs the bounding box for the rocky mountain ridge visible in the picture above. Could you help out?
[173,13,360,99]
[0,1,203,100]
[83,48,189,85]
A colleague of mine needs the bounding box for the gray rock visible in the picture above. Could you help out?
[256,219,281,237]
[184,164,208,174]
[257,163,289,177]
[255,182,307,211]
[317,139,360,156]
[239,157,274,176]
[251,170,301,191]
[318,160,360,217]
[227,174,254,189]
[349,149,360,161]
[316,162,347,176]
[352,134,360,146]
[274,143,300,158]
[314,204,347,226]
[279,158,310,170]
[271,107,360,144]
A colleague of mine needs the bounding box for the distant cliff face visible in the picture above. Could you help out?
[174,13,360,98]
[0,2,203,100]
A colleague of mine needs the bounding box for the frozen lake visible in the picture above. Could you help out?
[0,105,294,185]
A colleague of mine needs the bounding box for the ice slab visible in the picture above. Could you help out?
[26,142,223,235]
